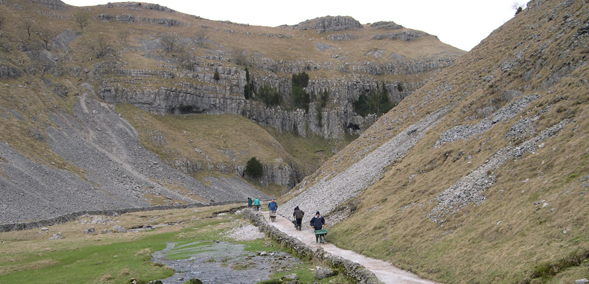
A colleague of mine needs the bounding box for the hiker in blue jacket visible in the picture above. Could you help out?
[268,199,278,212]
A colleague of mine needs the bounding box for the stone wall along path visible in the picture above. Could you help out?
[261,212,438,284]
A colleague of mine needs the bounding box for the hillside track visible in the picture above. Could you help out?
[262,212,438,284]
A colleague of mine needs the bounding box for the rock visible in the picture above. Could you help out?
[315,267,337,279]
[295,16,363,33]
[111,225,126,233]
[0,64,23,79]
[84,227,95,234]
[371,21,404,30]
[49,232,62,240]
[575,279,589,284]
[372,30,430,41]
[282,273,298,281]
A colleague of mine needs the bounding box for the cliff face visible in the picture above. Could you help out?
[0,0,462,223]
[85,12,462,187]
[96,52,457,140]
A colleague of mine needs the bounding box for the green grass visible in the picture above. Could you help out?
[0,206,354,284]
[0,232,175,284]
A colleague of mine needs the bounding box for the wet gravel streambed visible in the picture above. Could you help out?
[151,224,301,284]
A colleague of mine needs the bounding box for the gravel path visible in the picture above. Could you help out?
[262,211,438,284]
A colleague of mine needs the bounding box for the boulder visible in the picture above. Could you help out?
[49,232,62,240]
[315,267,337,279]
[111,225,126,233]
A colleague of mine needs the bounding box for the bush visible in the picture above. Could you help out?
[292,72,311,111]
[258,84,281,106]
[244,67,253,99]
[353,83,395,117]
[75,13,90,31]
[292,72,309,88]
[245,157,263,179]
[292,85,310,111]
[91,35,115,58]
[213,70,220,81]
[160,32,177,53]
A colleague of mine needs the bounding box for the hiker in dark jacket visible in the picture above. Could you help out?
[310,211,326,242]
[310,211,325,230]
[292,206,304,230]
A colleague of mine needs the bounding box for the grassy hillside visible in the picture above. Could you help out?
[0,0,463,199]
[288,0,589,283]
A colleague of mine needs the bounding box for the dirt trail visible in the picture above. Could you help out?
[262,212,438,284]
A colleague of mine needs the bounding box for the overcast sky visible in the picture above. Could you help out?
[62,0,528,51]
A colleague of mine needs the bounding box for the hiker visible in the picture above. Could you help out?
[247,197,252,208]
[310,211,326,242]
[253,198,260,211]
[268,199,278,212]
[292,206,304,231]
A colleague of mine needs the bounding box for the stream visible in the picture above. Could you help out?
[151,241,301,284]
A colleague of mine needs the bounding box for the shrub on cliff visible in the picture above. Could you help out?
[245,157,263,179]
[258,84,281,106]
[353,84,394,117]
[292,72,310,112]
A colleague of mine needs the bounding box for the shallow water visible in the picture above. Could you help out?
[152,241,300,284]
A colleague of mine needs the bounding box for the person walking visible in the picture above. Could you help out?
[292,206,304,231]
[310,211,326,243]
[253,198,260,211]
[247,197,252,208]
[268,199,278,221]
[268,199,278,212]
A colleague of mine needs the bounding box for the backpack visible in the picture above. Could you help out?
[294,209,304,219]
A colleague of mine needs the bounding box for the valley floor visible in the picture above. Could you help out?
[261,211,437,284]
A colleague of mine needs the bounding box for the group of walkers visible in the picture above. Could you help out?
[247,197,278,213]
[247,198,326,243]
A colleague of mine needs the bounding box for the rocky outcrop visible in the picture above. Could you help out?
[170,156,299,188]
[97,14,182,26]
[295,16,363,33]
[97,74,411,139]
[372,30,431,41]
[327,33,358,42]
[95,48,455,140]
[29,0,68,10]
[370,21,404,30]
[434,95,541,147]
[0,64,23,79]
[429,119,570,224]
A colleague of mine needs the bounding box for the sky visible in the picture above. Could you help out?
[61,0,528,51]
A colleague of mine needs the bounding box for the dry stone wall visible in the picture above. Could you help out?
[243,209,383,284]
